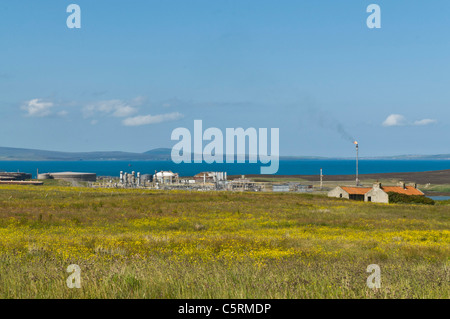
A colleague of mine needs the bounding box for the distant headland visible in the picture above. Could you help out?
[0,146,449,162]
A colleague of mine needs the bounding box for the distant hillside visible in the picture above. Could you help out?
[0,147,172,161]
[393,154,450,160]
[361,154,450,160]
[143,148,172,159]
[0,146,449,161]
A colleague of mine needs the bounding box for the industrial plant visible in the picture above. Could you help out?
[0,171,42,185]
[0,142,425,199]
[88,170,315,193]
[0,172,32,181]
[38,172,97,182]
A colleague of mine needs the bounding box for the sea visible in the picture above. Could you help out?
[1,159,450,178]
[428,196,450,201]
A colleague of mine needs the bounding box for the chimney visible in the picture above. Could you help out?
[373,182,382,189]
[398,181,406,189]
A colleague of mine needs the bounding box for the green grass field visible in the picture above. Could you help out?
[424,184,450,193]
[0,185,448,298]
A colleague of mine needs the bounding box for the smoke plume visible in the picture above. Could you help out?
[307,106,355,143]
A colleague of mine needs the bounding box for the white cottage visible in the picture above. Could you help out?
[328,182,424,204]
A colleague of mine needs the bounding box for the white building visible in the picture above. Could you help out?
[328,182,424,203]
[154,171,178,184]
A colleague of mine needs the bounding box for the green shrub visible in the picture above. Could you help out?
[387,192,435,205]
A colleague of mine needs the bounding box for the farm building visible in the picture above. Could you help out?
[328,186,372,201]
[328,182,424,203]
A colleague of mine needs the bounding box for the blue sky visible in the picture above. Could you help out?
[0,0,449,157]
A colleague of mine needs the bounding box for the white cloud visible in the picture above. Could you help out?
[112,105,137,117]
[382,114,437,127]
[413,119,437,126]
[21,99,54,117]
[122,112,184,126]
[131,96,147,105]
[83,99,138,118]
[382,114,407,127]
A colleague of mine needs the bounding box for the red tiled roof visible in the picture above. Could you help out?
[381,186,424,196]
[340,186,423,196]
[341,187,372,195]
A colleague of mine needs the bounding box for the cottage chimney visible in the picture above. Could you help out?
[373,182,382,189]
[398,181,406,189]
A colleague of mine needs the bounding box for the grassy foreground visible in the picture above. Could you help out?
[0,185,448,298]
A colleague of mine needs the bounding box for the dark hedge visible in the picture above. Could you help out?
[387,192,435,205]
